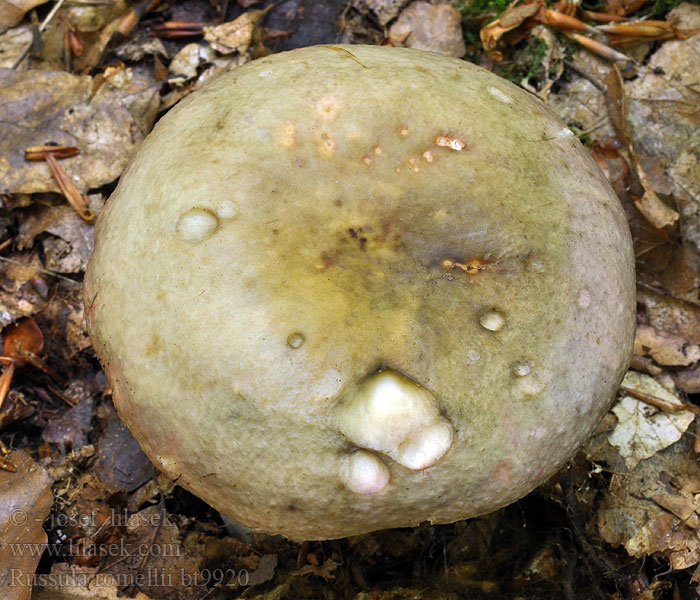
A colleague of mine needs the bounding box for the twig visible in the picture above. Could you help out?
[619,385,699,415]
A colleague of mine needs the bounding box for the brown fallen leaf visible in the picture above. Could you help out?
[0,450,53,600]
[204,8,270,55]
[672,358,700,394]
[634,323,700,366]
[18,198,103,274]
[0,317,45,410]
[591,431,700,572]
[72,0,157,71]
[292,558,339,580]
[480,2,541,55]
[246,553,278,586]
[603,67,679,229]
[633,163,679,229]
[0,0,48,32]
[1,317,45,368]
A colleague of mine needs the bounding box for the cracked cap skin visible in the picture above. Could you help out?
[84,44,635,540]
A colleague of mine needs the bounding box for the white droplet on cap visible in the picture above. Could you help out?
[216,200,239,221]
[577,289,592,309]
[175,209,219,243]
[511,361,532,377]
[479,309,505,332]
[286,332,305,349]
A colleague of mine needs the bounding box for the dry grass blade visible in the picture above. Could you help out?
[619,384,700,415]
[40,151,96,223]
[24,145,79,160]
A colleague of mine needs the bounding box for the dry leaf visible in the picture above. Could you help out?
[0,69,157,196]
[2,317,44,367]
[246,553,277,586]
[292,558,339,580]
[480,3,541,53]
[0,450,53,600]
[0,25,34,68]
[204,9,267,55]
[595,434,700,570]
[0,0,47,32]
[31,563,155,600]
[634,323,700,366]
[633,165,679,229]
[18,198,103,274]
[637,287,700,346]
[388,2,466,57]
[608,372,695,468]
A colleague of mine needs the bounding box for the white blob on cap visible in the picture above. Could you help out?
[394,422,454,470]
[511,360,532,377]
[577,289,592,309]
[334,369,454,471]
[487,86,512,104]
[175,208,219,243]
[342,450,390,494]
[479,309,505,331]
[216,200,239,221]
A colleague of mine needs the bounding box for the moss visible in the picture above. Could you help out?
[643,0,684,18]
[496,37,549,87]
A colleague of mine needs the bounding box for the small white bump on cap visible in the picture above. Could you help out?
[487,86,512,104]
[393,421,454,471]
[341,449,390,494]
[216,200,239,221]
[175,208,219,243]
[511,360,533,377]
[479,309,505,331]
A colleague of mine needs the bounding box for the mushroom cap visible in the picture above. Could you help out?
[84,45,635,540]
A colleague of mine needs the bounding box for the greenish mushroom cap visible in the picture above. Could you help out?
[84,45,635,540]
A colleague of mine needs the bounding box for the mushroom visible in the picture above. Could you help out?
[84,45,635,540]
